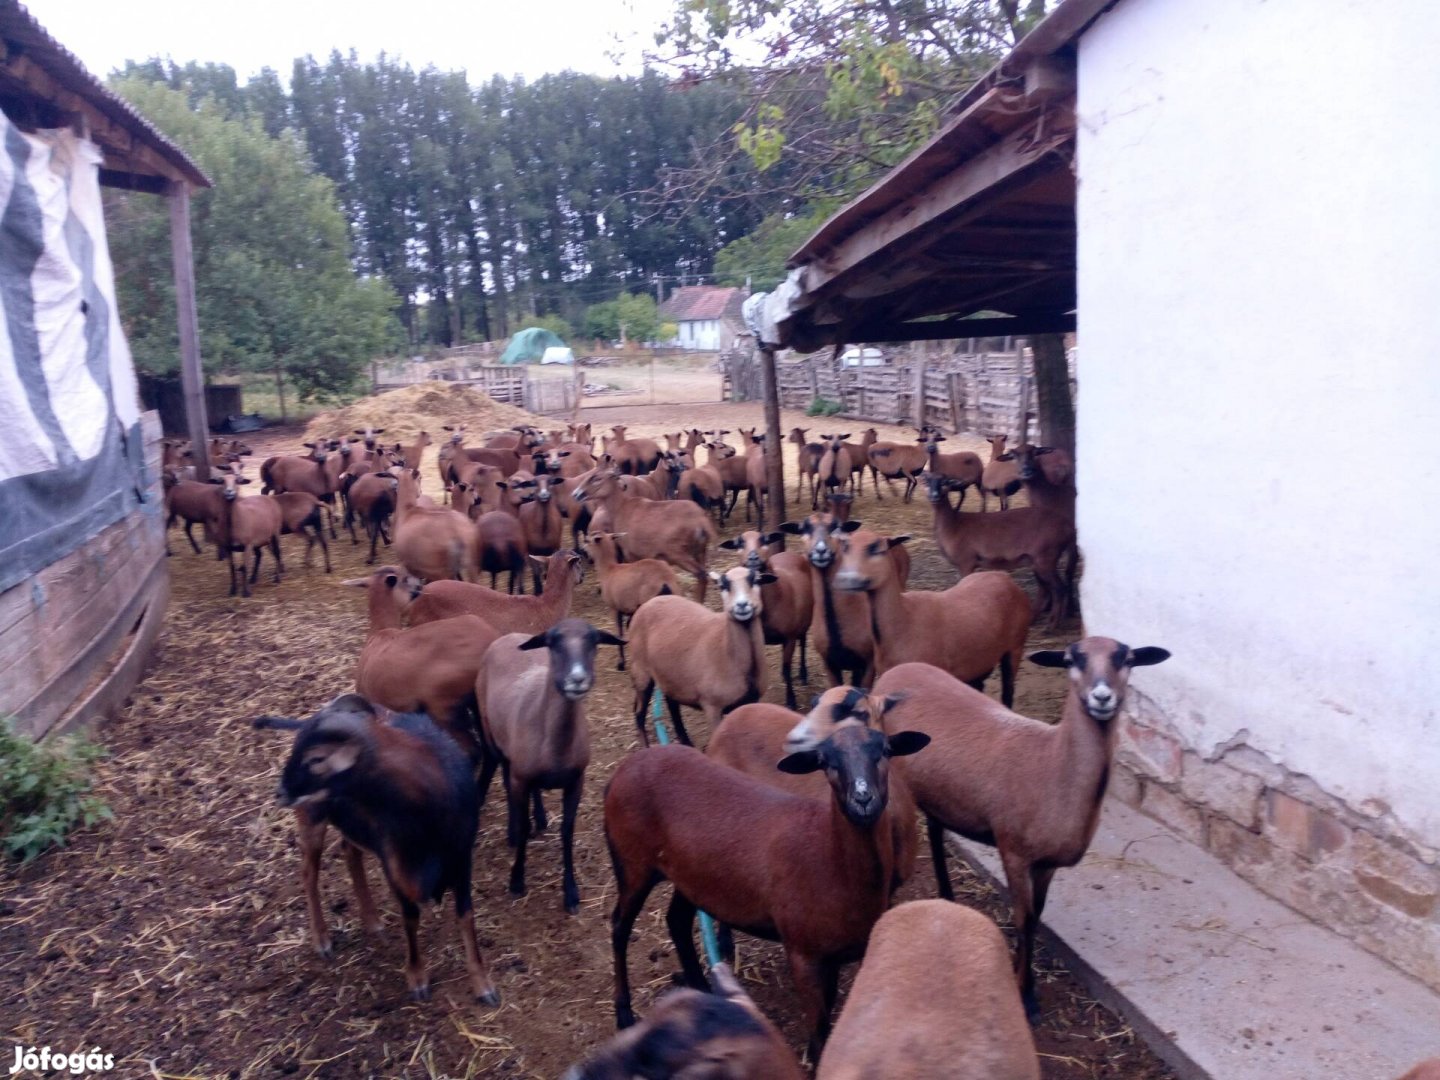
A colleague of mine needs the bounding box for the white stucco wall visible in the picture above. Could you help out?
[1076,0,1440,845]
[677,319,721,350]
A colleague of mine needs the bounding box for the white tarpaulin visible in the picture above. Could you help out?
[0,117,147,592]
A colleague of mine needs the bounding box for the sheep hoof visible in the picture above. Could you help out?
[508,879,527,898]
[315,937,334,960]
[476,987,501,1007]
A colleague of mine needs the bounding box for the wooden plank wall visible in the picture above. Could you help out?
[771,346,1073,439]
[0,412,169,739]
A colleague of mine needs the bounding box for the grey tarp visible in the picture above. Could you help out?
[0,118,147,593]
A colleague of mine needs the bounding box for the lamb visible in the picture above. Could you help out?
[705,433,750,516]
[206,471,284,597]
[163,473,221,555]
[395,430,433,471]
[393,467,475,583]
[815,433,854,506]
[1016,442,1076,515]
[867,435,928,502]
[833,528,1031,706]
[718,529,812,708]
[606,424,661,474]
[346,469,399,564]
[738,427,770,525]
[788,426,823,506]
[816,900,1039,1080]
[516,473,564,592]
[981,433,1022,510]
[563,964,803,1080]
[581,531,677,671]
[572,469,716,602]
[624,564,772,747]
[273,491,332,573]
[474,499,528,594]
[923,471,1077,626]
[253,693,499,1005]
[604,723,930,1060]
[921,429,984,506]
[676,443,730,524]
[788,640,1171,1020]
[475,619,623,912]
[778,510,910,688]
[341,565,498,758]
[406,550,586,636]
[707,687,918,892]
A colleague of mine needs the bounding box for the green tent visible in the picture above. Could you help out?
[499,327,566,365]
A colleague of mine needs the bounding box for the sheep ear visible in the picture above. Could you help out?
[880,691,908,713]
[717,537,744,550]
[761,532,784,546]
[236,477,251,484]
[776,750,822,775]
[1127,647,1171,667]
[1029,650,1071,668]
[887,534,911,548]
[837,521,863,533]
[340,577,370,588]
[756,573,778,585]
[517,632,550,651]
[778,521,803,535]
[594,630,625,647]
[886,731,931,758]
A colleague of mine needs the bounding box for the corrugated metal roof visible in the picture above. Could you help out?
[0,1,211,188]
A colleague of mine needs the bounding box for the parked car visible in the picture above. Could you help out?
[840,346,886,367]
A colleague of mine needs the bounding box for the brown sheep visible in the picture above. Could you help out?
[572,469,715,602]
[406,550,585,636]
[581,531,677,671]
[207,472,284,597]
[393,468,475,583]
[817,900,1040,1080]
[717,529,812,708]
[981,433,1022,510]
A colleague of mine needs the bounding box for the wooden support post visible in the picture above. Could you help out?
[1017,344,1032,443]
[168,182,210,481]
[912,358,927,431]
[759,344,786,528]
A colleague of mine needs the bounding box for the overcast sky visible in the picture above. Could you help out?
[28,0,676,83]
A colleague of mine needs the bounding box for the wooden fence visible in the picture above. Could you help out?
[373,361,579,417]
[759,346,1070,439]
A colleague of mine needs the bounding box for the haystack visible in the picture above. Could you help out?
[304,383,550,443]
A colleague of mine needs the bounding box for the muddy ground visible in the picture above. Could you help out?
[0,403,1173,1080]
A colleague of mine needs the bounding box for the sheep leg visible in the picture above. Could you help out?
[270,535,284,582]
[531,561,544,596]
[226,547,240,597]
[669,697,694,747]
[614,611,627,671]
[531,788,548,834]
[454,878,500,1005]
[397,894,429,1001]
[610,865,662,1029]
[476,745,501,819]
[798,633,810,681]
[787,950,834,1064]
[507,775,531,898]
[324,501,338,539]
[315,523,331,574]
[872,467,884,500]
[499,759,519,847]
[781,637,797,710]
[927,813,955,901]
[1000,651,1017,709]
[341,839,381,933]
[184,519,202,555]
[296,810,332,956]
[665,891,708,990]
[1000,849,1043,1023]
[246,546,260,595]
[632,681,655,747]
[559,778,583,914]
[716,923,736,965]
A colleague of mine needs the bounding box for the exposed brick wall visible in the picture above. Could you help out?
[1111,691,1440,991]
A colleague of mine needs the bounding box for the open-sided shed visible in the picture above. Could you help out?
[0,0,211,739]
[754,0,1440,998]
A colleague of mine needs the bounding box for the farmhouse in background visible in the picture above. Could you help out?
[755,0,1440,1005]
[659,285,748,351]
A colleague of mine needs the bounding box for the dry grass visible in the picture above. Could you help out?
[303,384,551,445]
[0,401,1173,1079]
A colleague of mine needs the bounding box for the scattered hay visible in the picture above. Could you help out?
[304,384,550,444]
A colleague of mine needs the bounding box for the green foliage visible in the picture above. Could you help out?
[806,396,845,416]
[0,718,112,862]
[713,208,830,292]
[583,293,664,344]
[525,314,576,342]
[105,77,401,401]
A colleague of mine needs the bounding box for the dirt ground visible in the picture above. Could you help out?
[0,403,1174,1080]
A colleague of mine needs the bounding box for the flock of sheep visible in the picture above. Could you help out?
[155,417,1431,1080]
